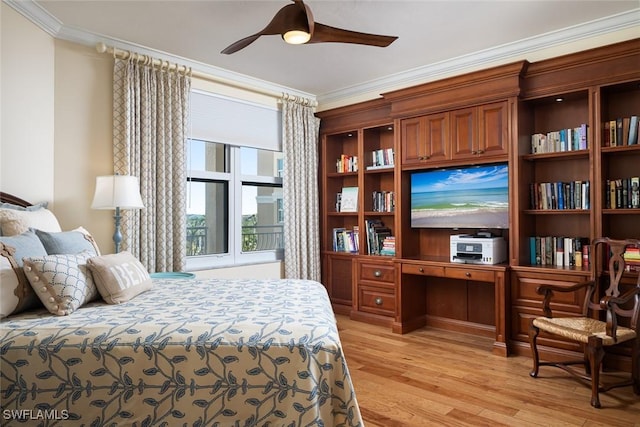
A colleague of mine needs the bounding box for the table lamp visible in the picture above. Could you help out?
[91,174,144,253]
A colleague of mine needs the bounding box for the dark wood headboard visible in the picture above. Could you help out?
[0,192,32,208]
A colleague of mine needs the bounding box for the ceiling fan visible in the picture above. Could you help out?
[221,0,398,54]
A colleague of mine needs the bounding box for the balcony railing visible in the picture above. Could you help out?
[242,225,284,252]
[186,225,283,256]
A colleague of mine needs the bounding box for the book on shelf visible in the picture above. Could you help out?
[624,247,640,272]
[529,236,588,268]
[364,219,393,256]
[603,115,639,147]
[529,181,589,210]
[332,227,359,253]
[367,148,395,170]
[336,154,358,173]
[339,187,359,212]
[629,116,639,146]
[530,124,588,154]
[606,177,640,209]
[379,236,396,256]
[372,191,395,212]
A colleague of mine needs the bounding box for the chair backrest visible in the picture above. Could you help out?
[590,237,640,332]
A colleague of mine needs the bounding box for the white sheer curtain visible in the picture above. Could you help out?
[282,95,321,281]
[112,57,191,272]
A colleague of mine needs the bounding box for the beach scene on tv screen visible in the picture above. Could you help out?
[411,164,509,229]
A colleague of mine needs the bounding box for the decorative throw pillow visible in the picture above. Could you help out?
[0,230,47,318]
[35,227,101,256]
[0,201,48,211]
[87,251,152,304]
[0,208,61,236]
[23,252,98,315]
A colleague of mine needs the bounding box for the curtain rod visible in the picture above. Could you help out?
[96,42,288,100]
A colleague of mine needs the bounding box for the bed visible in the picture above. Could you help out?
[0,192,362,426]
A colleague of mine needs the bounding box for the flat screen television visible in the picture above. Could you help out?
[410,163,509,229]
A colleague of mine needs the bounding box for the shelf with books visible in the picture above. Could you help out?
[363,218,395,256]
[515,89,592,267]
[527,236,591,270]
[598,80,640,241]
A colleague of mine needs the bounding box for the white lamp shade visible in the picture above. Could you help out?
[91,175,144,210]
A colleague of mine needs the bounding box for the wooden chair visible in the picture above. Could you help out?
[529,237,640,408]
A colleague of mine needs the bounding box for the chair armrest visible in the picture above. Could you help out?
[600,286,640,308]
[536,280,595,318]
[600,286,640,341]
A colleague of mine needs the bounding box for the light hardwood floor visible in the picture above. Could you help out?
[335,315,640,427]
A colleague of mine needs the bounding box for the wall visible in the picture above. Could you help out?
[1,6,283,278]
[1,3,54,203]
[53,39,114,249]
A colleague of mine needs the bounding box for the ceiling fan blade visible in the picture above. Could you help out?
[221,33,263,55]
[309,22,397,47]
[292,0,314,36]
[221,3,309,54]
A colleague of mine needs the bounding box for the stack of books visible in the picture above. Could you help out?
[379,236,396,256]
[624,247,640,272]
[364,219,392,256]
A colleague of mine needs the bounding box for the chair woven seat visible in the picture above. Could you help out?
[528,237,640,408]
[533,316,636,345]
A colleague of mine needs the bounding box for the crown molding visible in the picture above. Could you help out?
[5,0,638,109]
[3,0,315,101]
[316,8,640,109]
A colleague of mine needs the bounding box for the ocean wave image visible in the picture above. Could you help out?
[410,164,509,229]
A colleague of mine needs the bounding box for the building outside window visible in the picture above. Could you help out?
[186,139,284,270]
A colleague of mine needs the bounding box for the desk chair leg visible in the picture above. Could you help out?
[586,335,605,408]
[529,322,540,378]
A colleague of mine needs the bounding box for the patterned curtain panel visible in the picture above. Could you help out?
[282,96,321,281]
[113,58,191,272]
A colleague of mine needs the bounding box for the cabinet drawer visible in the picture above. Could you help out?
[444,267,494,282]
[358,286,396,316]
[359,261,395,283]
[511,271,587,312]
[401,263,444,277]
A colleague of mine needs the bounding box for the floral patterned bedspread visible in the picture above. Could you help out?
[0,278,362,426]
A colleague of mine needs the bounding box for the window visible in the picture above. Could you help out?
[186,140,284,270]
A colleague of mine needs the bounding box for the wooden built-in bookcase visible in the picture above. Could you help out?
[317,39,640,365]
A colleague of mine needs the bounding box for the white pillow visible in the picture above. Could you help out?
[0,208,61,236]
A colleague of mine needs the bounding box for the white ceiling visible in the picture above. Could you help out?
[9,0,640,107]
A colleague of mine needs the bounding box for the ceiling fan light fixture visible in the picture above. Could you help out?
[283,29,311,45]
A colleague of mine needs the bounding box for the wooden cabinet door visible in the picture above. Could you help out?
[424,112,450,163]
[401,113,449,166]
[400,117,426,166]
[322,254,353,315]
[451,107,477,160]
[478,101,509,157]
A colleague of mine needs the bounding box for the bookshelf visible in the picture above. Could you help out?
[318,39,640,361]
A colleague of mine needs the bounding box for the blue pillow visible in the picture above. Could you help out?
[34,228,101,256]
[0,230,48,317]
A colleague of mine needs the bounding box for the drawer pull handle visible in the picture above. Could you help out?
[419,267,424,273]
[465,272,471,278]
[374,270,382,277]
[374,297,383,305]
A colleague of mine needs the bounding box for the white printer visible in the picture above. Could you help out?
[450,234,507,265]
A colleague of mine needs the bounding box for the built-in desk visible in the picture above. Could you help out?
[394,258,509,356]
